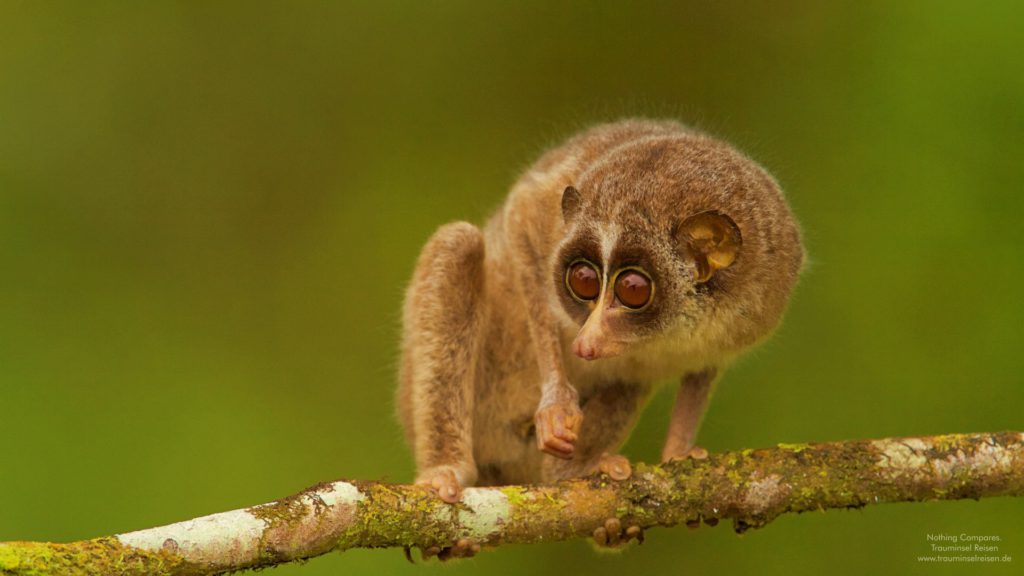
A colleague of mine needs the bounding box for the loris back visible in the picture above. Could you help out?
[398,119,802,506]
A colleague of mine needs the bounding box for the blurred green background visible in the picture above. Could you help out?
[2,2,1022,574]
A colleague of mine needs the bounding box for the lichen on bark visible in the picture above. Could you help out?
[0,538,198,576]
[2,431,1022,576]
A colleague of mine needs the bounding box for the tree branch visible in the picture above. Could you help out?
[2,431,1022,575]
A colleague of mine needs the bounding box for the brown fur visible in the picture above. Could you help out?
[397,119,803,495]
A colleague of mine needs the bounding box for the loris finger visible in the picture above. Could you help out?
[536,421,575,456]
[551,424,578,442]
[541,436,575,458]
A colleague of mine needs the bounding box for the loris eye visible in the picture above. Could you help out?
[615,270,652,309]
[566,261,601,301]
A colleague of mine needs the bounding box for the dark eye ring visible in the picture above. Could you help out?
[566,260,601,302]
[613,268,653,310]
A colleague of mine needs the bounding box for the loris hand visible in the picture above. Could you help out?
[534,401,583,459]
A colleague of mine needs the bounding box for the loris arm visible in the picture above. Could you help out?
[661,368,718,462]
[541,381,652,482]
[505,194,583,460]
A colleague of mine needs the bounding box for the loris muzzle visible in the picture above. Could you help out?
[396,119,803,518]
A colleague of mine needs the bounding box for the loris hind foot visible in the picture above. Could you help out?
[415,465,468,504]
[661,445,709,463]
[422,538,481,561]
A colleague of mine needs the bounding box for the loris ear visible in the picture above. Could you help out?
[561,186,582,222]
[677,210,742,283]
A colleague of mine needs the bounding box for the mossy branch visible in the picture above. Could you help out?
[3,431,1023,575]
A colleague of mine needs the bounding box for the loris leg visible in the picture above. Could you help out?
[661,368,718,463]
[398,222,485,504]
[540,381,651,483]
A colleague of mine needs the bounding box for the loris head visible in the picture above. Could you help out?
[551,128,803,361]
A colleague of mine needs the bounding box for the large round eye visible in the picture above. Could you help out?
[567,261,601,301]
[615,270,652,309]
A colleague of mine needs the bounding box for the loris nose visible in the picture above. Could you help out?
[573,338,598,360]
[572,309,623,360]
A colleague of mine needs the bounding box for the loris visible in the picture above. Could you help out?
[397,119,803,527]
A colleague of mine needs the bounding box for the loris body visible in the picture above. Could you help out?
[397,119,803,505]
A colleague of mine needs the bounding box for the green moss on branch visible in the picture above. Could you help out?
[2,432,1022,576]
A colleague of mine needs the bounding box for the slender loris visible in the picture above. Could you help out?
[398,119,803,517]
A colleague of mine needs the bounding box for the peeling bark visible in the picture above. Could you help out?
[2,432,1022,575]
